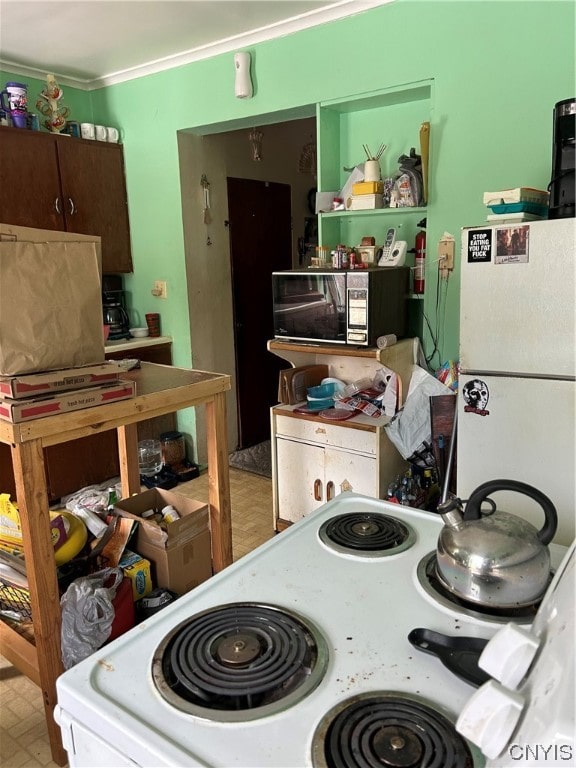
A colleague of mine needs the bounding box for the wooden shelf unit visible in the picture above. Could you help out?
[268,339,416,531]
[0,363,232,766]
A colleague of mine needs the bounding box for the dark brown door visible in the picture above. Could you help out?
[227,177,292,449]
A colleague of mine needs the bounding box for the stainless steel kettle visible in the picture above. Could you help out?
[435,479,558,609]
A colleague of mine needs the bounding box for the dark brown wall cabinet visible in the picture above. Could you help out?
[0,126,133,273]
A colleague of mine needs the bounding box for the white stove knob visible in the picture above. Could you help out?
[456,680,525,760]
[478,623,539,688]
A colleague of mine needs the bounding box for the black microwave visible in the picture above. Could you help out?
[272,266,409,346]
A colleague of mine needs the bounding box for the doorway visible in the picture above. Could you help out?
[227,177,293,448]
[179,114,316,461]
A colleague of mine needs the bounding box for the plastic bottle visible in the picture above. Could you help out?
[414,227,426,294]
[161,505,180,524]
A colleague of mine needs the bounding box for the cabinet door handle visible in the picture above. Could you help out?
[314,478,323,501]
[326,481,335,501]
[68,198,75,215]
[54,197,61,214]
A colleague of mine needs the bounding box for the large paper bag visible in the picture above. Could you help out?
[0,223,102,279]
[0,241,105,375]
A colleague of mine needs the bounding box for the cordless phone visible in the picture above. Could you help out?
[379,228,396,262]
[378,227,407,267]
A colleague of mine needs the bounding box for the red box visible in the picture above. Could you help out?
[108,577,136,642]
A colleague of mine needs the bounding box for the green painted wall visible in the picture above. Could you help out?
[3,0,574,453]
[87,0,573,360]
[0,71,93,126]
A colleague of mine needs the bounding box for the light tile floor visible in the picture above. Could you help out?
[0,468,274,768]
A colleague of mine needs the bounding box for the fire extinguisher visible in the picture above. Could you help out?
[414,219,426,294]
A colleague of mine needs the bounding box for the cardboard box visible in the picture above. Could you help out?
[114,489,212,596]
[119,550,153,601]
[356,245,377,264]
[0,380,136,423]
[352,181,384,195]
[0,227,104,376]
[346,194,384,211]
[0,362,125,399]
[482,187,549,207]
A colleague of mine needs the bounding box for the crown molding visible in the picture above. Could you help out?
[0,0,393,91]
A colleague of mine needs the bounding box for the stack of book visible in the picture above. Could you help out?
[0,363,135,423]
[483,187,549,223]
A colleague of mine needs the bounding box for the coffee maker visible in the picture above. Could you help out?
[102,275,130,340]
[548,97,575,219]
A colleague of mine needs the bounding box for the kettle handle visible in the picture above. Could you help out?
[464,479,558,544]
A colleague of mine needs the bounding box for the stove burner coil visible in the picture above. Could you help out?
[152,603,328,721]
[312,692,473,768]
[319,512,415,557]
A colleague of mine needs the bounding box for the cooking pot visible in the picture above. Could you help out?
[435,479,558,609]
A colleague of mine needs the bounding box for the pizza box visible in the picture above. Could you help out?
[0,380,136,423]
[0,362,125,399]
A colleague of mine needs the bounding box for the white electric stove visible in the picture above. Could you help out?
[54,493,572,768]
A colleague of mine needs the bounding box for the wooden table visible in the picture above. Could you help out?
[0,363,232,765]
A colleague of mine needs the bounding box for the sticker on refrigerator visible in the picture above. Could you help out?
[462,379,490,416]
[467,230,492,263]
[495,225,530,264]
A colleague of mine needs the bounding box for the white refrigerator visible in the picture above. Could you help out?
[457,218,575,545]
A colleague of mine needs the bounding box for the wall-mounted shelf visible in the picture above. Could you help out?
[319,207,427,221]
[267,338,417,392]
[316,80,432,252]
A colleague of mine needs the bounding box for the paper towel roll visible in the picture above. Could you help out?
[376,334,397,349]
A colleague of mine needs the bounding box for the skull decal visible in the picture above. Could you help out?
[463,379,490,415]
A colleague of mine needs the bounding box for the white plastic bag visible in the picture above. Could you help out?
[385,365,453,459]
[60,567,123,669]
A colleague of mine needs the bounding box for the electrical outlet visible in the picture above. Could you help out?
[438,239,455,271]
[152,280,168,299]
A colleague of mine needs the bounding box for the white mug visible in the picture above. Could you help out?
[95,124,107,141]
[106,126,119,143]
[80,122,95,140]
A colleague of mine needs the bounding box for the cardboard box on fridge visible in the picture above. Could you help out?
[114,489,212,596]
[0,225,104,376]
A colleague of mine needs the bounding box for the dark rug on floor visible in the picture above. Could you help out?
[228,440,272,478]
